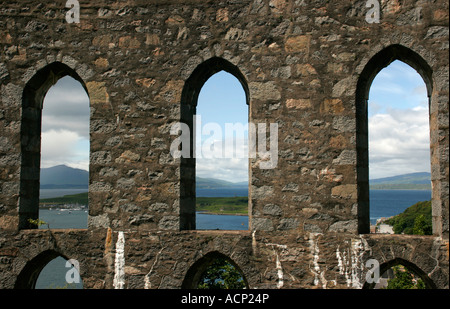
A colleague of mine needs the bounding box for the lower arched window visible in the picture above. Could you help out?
[182,251,248,289]
[15,250,83,289]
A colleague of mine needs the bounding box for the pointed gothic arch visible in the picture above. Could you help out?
[355,44,437,234]
[19,62,90,230]
[363,257,437,289]
[181,251,248,289]
[179,57,250,230]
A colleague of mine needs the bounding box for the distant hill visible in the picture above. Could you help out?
[196,176,247,189]
[40,165,88,189]
[370,172,431,190]
[40,166,428,191]
[40,165,246,190]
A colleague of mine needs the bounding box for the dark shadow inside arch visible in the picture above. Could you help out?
[19,62,89,230]
[179,57,250,231]
[182,251,248,289]
[355,44,434,234]
[363,257,437,289]
[15,249,83,289]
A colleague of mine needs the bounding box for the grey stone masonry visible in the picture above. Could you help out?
[0,0,448,289]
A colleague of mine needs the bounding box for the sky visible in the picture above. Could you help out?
[41,76,90,171]
[41,60,430,182]
[368,60,430,180]
[195,71,248,183]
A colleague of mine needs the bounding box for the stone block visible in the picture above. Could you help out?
[285,35,311,53]
[321,98,345,114]
[331,184,357,200]
[286,98,311,110]
[86,81,109,105]
[249,82,281,101]
[119,36,141,49]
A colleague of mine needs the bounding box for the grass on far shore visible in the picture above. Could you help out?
[40,192,248,215]
[196,196,248,215]
[39,192,88,207]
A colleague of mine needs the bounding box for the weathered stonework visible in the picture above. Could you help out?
[0,0,448,289]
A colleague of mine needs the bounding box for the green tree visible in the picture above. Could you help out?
[198,257,246,289]
[385,201,432,235]
[386,266,425,289]
[413,214,432,235]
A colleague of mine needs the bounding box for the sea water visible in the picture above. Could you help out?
[369,190,431,225]
[38,189,431,230]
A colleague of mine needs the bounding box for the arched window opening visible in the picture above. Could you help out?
[364,258,436,289]
[35,256,83,289]
[15,250,83,289]
[367,60,431,234]
[182,252,248,289]
[19,62,90,230]
[179,57,250,231]
[355,45,438,235]
[196,71,248,230]
[39,76,89,229]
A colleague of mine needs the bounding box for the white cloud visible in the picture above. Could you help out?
[41,129,89,171]
[367,60,431,179]
[41,76,90,171]
[369,107,430,179]
[197,157,248,183]
[196,135,249,183]
[42,76,90,139]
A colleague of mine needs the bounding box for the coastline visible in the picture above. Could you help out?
[197,211,247,217]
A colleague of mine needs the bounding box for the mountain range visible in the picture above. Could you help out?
[369,172,431,190]
[196,177,247,189]
[40,165,88,189]
[40,165,247,190]
[40,165,431,190]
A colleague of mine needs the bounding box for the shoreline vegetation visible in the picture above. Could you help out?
[40,191,431,231]
[196,196,248,215]
[39,192,88,208]
[372,200,432,235]
[384,200,432,235]
[40,192,248,215]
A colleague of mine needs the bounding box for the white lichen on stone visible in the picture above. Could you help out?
[265,243,286,288]
[113,231,125,289]
[336,236,371,288]
[144,245,166,289]
[308,233,327,288]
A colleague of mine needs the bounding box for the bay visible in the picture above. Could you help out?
[369,189,431,225]
[197,213,248,230]
[39,209,88,229]
[38,189,431,230]
[197,188,248,197]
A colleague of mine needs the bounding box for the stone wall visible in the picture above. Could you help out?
[0,0,448,289]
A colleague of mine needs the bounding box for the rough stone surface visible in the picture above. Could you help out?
[0,0,448,289]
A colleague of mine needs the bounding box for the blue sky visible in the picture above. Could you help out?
[197,71,248,128]
[41,60,430,181]
[195,71,249,182]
